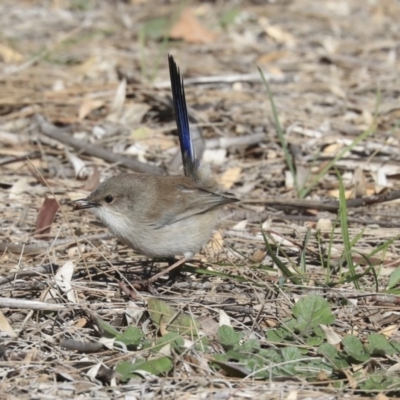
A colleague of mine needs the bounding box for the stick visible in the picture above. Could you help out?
[35,114,163,175]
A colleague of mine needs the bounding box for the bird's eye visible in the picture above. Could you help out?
[104,195,114,203]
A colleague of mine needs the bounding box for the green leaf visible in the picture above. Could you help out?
[217,325,243,350]
[258,66,298,195]
[116,357,173,381]
[367,333,400,356]
[292,295,335,332]
[306,336,324,346]
[388,266,400,289]
[140,17,169,40]
[318,343,349,370]
[210,358,251,378]
[219,8,240,28]
[115,326,143,349]
[94,315,120,338]
[266,327,294,343]
[152,332,184,353]
[281,346,303,362]
[358,374,400,391]
[261,230,301,284]
[147,297,200,335]
[337,171,359,289]
[235,339,260,352]
[258,349,282,364]
[341,335,370,363]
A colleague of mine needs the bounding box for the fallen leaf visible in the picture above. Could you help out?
[107,79,127,122]
[219,310,231,327]
[352,167,366,198]
[66,150,89,179]
[250,249,265,263]
[54,260,76,303]
[9,177,30,199]
[34,198,59,238]
[219,167,241,189]
[0,43,23,63]
[319,324,341,345]
[83,168,100,191]
[120,103,151,126]
[0,311,16,337]
[78,96,105,120]
[170,8,217,44]
[263,24,296,47]
[74,318,88,328]
[379,324,399,338]
[328,189,353,199]
[147,297,200,335]
[206,230,224,256]
[316,218,332,237]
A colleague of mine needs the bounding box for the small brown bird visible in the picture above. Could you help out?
[73,55,238,281]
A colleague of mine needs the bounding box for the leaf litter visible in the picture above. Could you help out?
[1,0,400,399]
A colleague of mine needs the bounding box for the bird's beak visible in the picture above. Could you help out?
[72,198,99,210]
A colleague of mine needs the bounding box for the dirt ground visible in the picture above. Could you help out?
[1,0,400,398]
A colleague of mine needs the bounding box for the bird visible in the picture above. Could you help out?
[73,55,238,283]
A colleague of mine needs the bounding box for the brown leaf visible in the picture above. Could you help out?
[83,168,100,191]
[34,198,59,238]
[78,96,105,120]
[0,43,24,63]
[170,8,217,44]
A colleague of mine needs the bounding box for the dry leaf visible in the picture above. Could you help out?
[250,249,265,263]
[232,220,247,231]
[78,96,105,120]
[66,150,89,179]
[352,167,366,198]
[9,177,30,199]
[263,24,296,47]
[285,170,294,189]
[219,310,231,327]
[83,168,101,191]
[206,231,224,255]
[379,324,399,338]
[323,143,343,154]
[203,149,227,165]
[319,324,341,345]
[328,189,353,199]
[316,218,333,237]
[170,8,217,44]
[34,198,59,238]
[120,103,151,126]
[54,260,76,303]
[0,311,16,337]
[74,318,88,328]
[0,43,23,63]
[219,167,241,189]
[109,79,126,115]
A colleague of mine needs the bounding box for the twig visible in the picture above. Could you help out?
[0,233,111,257]
[0,263,59,286]
[206,132,265,149]
[154,72,294,89]
[245,190,400,212]
[0,297,67,311]
[35,114,163,175]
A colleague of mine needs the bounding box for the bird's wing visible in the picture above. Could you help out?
[148,184,237,229]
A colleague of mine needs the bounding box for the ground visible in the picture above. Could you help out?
[1,0,400,399]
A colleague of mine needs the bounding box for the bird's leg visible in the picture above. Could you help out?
[147,257,187,284]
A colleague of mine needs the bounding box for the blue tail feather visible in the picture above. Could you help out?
[168,55,196,177]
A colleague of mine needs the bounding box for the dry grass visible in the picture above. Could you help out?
[1,0,400,398]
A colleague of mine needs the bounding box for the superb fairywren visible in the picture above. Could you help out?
[73,55,238,282]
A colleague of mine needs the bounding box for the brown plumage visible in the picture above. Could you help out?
[73,173,237,258]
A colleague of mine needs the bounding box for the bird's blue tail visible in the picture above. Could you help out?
[168,55,197,178]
